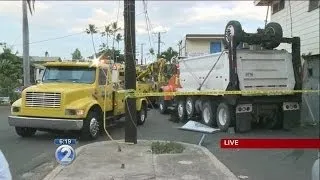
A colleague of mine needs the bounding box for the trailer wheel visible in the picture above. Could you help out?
[262,108,282,129]
[201,101,216,126]
[81,110,101,140]
[224,20,243,48]
[137,102,147,125]
[185,97,196,118]
[177,100,187,122]
[216,102,233,131]
[15,127,36,137]
[262,22,283,49]
[159,97,168,114]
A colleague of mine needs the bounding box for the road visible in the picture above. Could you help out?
[0,106,319,180]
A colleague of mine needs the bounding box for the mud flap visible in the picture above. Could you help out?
[282,102,301,130]
[235,104,252,132]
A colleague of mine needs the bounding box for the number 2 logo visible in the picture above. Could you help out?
[55,145,75,165]
[60,147,72,162]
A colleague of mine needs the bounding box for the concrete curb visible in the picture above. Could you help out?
[43,139,239,180]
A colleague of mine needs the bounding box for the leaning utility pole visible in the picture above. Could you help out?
[124,0,137,144]
[140,43,145,65]
[22,0,30,87]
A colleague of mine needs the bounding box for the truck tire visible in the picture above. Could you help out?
[137,102,147,125]
[15,127,36,137]
[177,100,187,122]
[216,102,233,131]
[201,101,217,127]
[159,97,168,114]
[263,108,282,129]
[81,110,101,140]
[224,20,243,48]
[262,22,283,49]
[185,97,196,118]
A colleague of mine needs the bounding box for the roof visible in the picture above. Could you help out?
[254,0,271,6]
[30,56,61,62]
[185,34,224,40]
[18,56,61,62]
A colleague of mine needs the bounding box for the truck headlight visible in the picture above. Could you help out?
[11,106,20,112]
[65,109,85,116]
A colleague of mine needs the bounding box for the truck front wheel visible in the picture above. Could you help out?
[15,127,36,137]
[81,111,101,140]
[216,103,233,131]
[137,102,147,125]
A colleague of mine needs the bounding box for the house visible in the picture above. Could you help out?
[180,34,224,57]
[255,0,320,124]
[18,56,61,83]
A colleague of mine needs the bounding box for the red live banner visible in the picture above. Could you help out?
[220,138,320,149]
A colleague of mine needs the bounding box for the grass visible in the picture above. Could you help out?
[151,141,185,154]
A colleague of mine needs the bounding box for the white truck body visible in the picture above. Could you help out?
[177,49,295,93]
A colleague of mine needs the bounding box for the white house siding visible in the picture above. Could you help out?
[271,1,319,56]
[183,39,224,57]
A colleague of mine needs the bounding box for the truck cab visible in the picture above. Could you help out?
[8,60,148,140]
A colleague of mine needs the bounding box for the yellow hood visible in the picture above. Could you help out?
[24,83,94,93]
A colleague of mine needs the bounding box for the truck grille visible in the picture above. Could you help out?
[25,92,61,108]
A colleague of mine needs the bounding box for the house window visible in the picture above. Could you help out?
[210,41,222,53]
[309,0,320,12]
[272,0,285,14]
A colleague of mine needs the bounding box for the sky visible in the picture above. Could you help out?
[0,1,269,62]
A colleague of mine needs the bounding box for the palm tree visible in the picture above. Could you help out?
[101,25,111,49]
[86,24,98,58]
[110,22,121,50]
[23,0,35,86]
[115,33,122,50]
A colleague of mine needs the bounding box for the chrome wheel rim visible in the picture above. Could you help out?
[178,103,184,118]
[186,100,193,115]
[218,108,227,126]
[89,117,99,137]
[203,108,210,124]
[140,109,146,122]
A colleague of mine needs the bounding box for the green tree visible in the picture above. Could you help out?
[86,24,99,58]
[71,48,83,60]
[0,45,23,102]
[159,47,178,62]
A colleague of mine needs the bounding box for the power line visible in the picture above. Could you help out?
[11,24,112,47]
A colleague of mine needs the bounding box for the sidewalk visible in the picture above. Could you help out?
[44,140,239,180]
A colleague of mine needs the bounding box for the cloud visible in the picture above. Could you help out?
[180,1,267,25]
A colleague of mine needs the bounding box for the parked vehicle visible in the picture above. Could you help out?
[8,60,148,140]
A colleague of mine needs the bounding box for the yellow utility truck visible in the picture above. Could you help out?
[8,60,148,140]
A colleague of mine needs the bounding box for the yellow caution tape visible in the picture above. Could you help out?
[123,89,320,98]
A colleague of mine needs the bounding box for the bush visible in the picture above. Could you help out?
[151,141,185,154]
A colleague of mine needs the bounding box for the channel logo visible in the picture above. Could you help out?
[55,145,76,166]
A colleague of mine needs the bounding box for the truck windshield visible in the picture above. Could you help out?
[42,67,96,84]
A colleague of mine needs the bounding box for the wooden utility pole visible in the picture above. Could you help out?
[124,0,137,144]
[153,31,166,57]
[140,43,145,65]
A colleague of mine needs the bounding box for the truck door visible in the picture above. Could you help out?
[98,68,113,112]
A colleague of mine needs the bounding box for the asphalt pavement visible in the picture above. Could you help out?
[0,106,319,180]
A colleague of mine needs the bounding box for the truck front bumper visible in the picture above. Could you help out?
[8,116,83,130]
